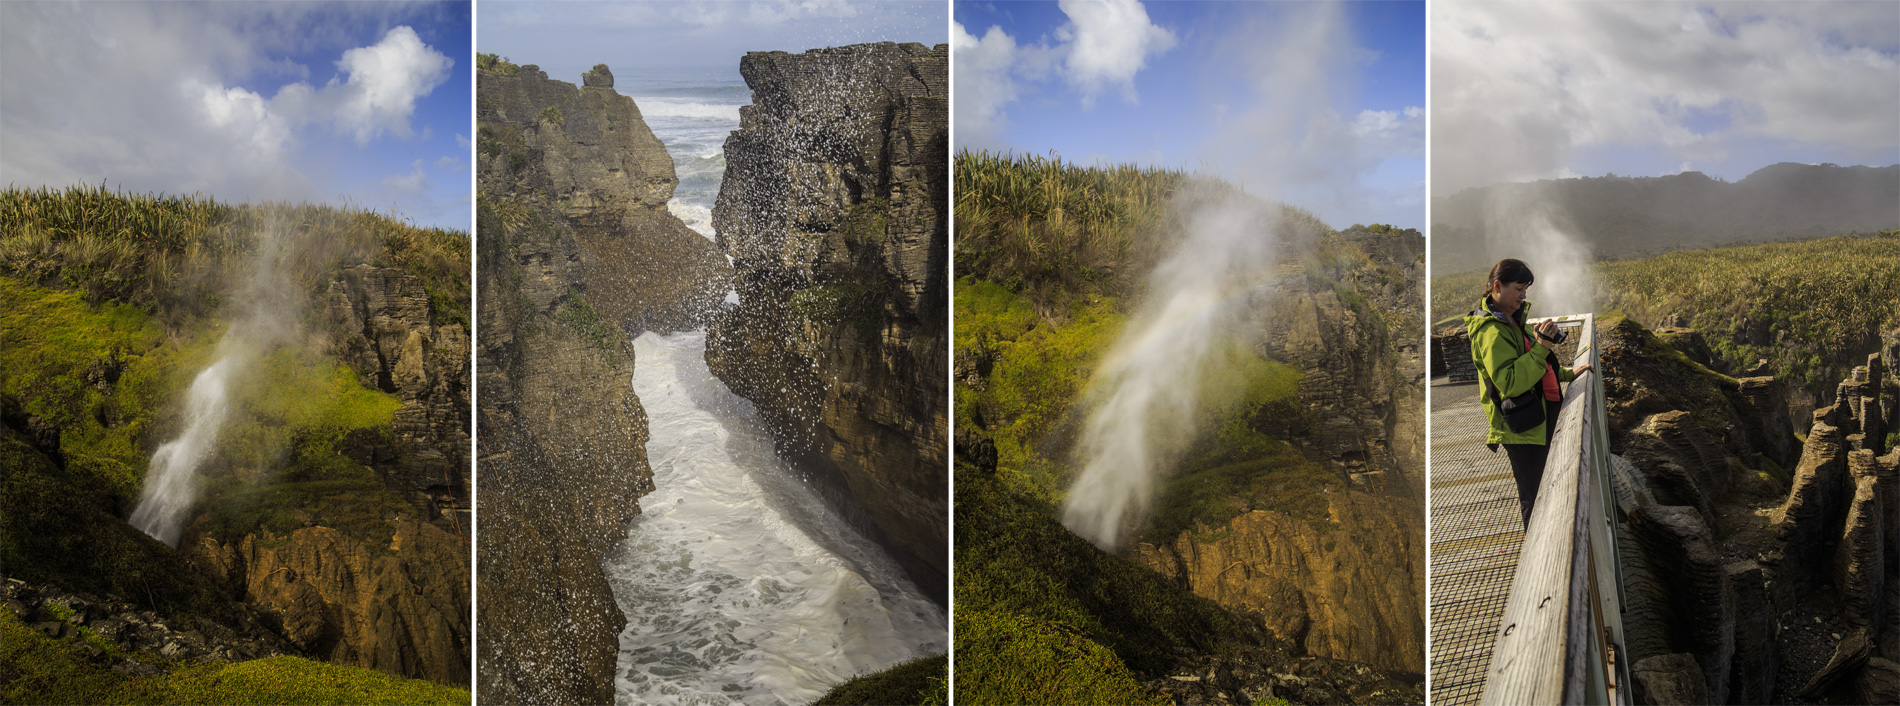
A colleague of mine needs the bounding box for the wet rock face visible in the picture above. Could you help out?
[478,63,731,333]
[1134,492,1426,674]
[321,265,470,533]
[181,518,469,685]
[704,42,949,602]
[476,62,699,704]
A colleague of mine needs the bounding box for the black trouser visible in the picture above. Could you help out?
[1502,397,1561,525]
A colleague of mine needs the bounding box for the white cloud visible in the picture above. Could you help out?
[1433,0,1900,192]
[952,21,1021,151]
[383,159,428,193]
[455,133,471,149]
[0,4,455,208]
[329,26,453,143]
[435,155,465,172]
[1057,0,1176,107]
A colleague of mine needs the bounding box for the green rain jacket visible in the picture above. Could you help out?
[1465,297,1577,445]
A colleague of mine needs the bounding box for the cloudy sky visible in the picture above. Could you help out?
[1433,0,1900,194]
[0,1,472,231]
[479,0,945,79]
[956,0,1426,230]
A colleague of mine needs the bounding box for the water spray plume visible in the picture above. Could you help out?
[1484,188,1596,317]
[1061,192,1284,550]
[129,213,300,546]
[129,355,238,545]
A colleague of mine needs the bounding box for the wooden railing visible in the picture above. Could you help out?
[1480,314,1631,706]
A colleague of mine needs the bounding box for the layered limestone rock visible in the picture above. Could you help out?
[703,42,949,601]
[321,265,470,533]
[182,518,468,685]
[1605,315,1900,702]
[478,63,730,332]
[1258,230,1426,497]
[1134,489,1426,674]
[475,61,718,704]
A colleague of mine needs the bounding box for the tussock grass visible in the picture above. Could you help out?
[0,184,468,329]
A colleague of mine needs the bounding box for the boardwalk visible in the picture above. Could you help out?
[1427,379,1523,706]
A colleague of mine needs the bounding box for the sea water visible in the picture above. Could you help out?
[603,70,945,706]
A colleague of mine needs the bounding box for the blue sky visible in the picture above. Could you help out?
[956,0,1425,230]
[1432,1,1900,193]
[0,1,473,231]
[479,0,946,83]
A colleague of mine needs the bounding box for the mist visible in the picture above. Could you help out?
[129,213,306,547]
[1061,192,1285,550]
[1477,186,1597,319]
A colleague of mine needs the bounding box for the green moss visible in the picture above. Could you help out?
[955,610,1165,705]
[789,283,884,327]
[1,610,468,705]
[958,284,1126,502]
[554,287,617,353]
[955,466,1252,702]
[813,654,947,706]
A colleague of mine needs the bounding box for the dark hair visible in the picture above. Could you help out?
[1487,258,1535,291]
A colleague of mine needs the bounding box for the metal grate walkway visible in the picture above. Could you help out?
[1428,382,1524,706]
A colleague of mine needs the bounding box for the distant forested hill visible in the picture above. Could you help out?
[1432,163,1899,275]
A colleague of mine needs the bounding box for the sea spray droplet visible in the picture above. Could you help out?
[129,355,240,546]
[1061,192,1286,550]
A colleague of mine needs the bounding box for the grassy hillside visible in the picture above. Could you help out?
[1432,231,1900,391]
[0,184,467,328]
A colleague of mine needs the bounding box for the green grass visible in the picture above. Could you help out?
[474,52,520,75]
[1,610,468,705]
[813,654,947,706]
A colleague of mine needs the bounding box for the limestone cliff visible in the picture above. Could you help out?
[475,61,727,704]
[478,63,731,333]
[703,42,950,601]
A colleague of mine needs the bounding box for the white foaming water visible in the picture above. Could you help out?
[130,354,238,546]
[1061,195,1285,550]
[607,331,945,705]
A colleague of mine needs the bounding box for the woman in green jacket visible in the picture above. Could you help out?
[1465,258,1594,524]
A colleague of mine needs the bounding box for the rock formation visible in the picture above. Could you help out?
[182,519,469,684]
[1135,489,1426,673]
[478,63,731,333]
[1603,316,1900,703]
[476,61,727,703]
[322,265,471,534]
[703,42,949,601]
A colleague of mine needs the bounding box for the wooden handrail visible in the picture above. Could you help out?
[1480,314,1627,706]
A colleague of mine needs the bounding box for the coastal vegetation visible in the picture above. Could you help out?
[1432,230,1900,391]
